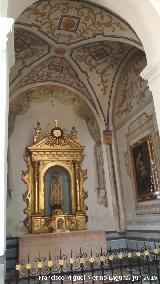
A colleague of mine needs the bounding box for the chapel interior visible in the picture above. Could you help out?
[3,0,160,282]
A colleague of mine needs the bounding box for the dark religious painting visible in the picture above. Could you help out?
[130,135,158,201]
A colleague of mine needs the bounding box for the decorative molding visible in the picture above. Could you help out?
[103,130,112,145]
[123,151,131,177]
[94,144,107,207]
[136,204,160,215]
[114,52,151,128]
[127,219,160,226]
[126,113,153,140]
[141,57,160,84]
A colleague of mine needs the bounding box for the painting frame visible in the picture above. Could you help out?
[130,134,158,202]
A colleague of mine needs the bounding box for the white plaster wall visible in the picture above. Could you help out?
[7,99,115,237]
[115,101,160,231]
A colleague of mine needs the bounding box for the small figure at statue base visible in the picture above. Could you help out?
[51,207,64,215]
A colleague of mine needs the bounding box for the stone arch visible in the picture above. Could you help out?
[9,84,102,143]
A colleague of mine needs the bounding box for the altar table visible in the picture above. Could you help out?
[19,230,107,264]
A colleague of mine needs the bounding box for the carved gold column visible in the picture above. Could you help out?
[74,161,81,212]
[33,161,40,214]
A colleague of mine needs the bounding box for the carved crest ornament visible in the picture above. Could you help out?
[22,121,88,234]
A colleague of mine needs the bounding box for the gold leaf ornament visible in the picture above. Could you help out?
[154,248,159,255]
[136,252,141,257]
[79,257,84,264]
[144,250,149,256]
[15,264,21,271]
[37,261,43,268]
[99,256,104,262]
[26,263,32,270]
[109,255,113,261]
[89,257,94,263]
[70,258,74,264]
[48,260,53,267]
[59,259,64,266]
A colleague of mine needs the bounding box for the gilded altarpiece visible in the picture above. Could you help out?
[22,122,88,234]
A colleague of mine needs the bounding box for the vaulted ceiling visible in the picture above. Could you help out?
[9,0,144,128]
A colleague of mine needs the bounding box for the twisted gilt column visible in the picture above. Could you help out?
[33,161,40,214]
[74,161,81,212]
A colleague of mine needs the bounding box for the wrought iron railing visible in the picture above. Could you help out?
[6,243,160,283]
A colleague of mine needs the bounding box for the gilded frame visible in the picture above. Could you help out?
[40,162,75,214]
[22,123,88,233]
[130,134,159,202]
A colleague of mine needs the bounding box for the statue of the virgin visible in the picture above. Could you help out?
[50,172,63,210]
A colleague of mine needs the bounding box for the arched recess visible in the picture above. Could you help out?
[9,82,104,134]
[43,165,72,215]
[9,84,108,208]
[110,50,160,230]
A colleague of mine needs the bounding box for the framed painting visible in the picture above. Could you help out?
[130,134,158,201]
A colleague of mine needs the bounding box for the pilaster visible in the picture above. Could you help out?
[141,58,160,132]
[0,16,14,284]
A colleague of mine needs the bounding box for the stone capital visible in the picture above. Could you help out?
[0,17,14,50]
[141,57,160,85]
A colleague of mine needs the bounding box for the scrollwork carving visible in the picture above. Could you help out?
[80,169,87,182]
[22,154,32,232]
[94,144,107,207]
[124,151,131,177]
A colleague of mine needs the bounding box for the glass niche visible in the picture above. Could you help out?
[44,166,72,215]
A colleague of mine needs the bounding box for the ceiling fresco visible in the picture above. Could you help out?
[10,28,50,84]
[17,0,141,46]
[113,52,152,129]
[71,41,132,112]
[11,56,94,105]
[10,0,144,128]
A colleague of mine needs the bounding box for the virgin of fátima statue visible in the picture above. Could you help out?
[50,172,63,210]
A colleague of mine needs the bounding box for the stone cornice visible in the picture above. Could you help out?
[141,57,160,84]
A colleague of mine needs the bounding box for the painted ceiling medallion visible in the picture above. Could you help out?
[54,47,66,55]
[90,48,109,61]
[15,38,29,53]
[57,15,80,32]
